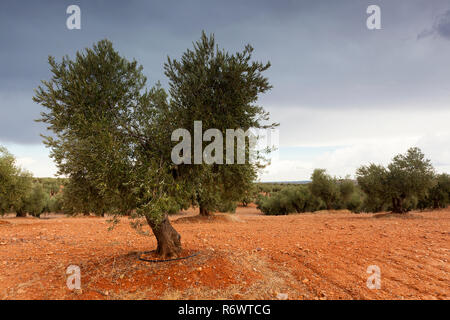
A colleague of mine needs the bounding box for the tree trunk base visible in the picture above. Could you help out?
[146,214,182,258]
[392,197,407,214]
[199,206,211,216]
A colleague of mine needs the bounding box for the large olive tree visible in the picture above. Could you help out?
[34,34,274,256]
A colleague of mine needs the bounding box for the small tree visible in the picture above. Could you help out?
[48,192,64,213]
[309,169,339,210]
[386,147,435,213]
[357,147,435,213]
[0,146,33,217]
[241,183,257,207]
[22,183,48,218]
[427,173,450,209]
[339,178,355,204]
[0,146,18,214]
[356,164,388,212]
[61,174,122,216]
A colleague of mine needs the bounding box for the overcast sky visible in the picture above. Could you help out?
[1,0,450,181]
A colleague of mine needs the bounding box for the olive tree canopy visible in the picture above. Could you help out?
[357,147,435,213]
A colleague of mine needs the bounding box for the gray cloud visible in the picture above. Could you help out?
[418,9,450,40]
[1,0,450,145]
[417,10,450,40]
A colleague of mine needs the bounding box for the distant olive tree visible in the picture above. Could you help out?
[339,178,355,204]
[355,164,388,212]
[0,146,33,217]
[47,192,64,214]
[20,183,48,218]
[357,147,435,213]
[309,169,339,210]
[424,173,450,209]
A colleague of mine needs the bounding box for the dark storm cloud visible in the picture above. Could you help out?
[418,9,450,40]
[0,0,324,143]
[1,0,450,144]
[436,10,450,38]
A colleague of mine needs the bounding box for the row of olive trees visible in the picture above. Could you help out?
[0,146,64,217]
[257,147,450,215]
[256,185,325,215]
[256,173,362,215]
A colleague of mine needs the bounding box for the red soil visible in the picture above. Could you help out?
[0,206,448,300]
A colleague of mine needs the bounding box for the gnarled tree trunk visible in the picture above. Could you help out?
[433,199,441,209]
[146,214,182,258]
[199,204,211,216]
[392,197,406,213]
[16,211,26,217]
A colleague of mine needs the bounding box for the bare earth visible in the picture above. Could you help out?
[0,205,449,300]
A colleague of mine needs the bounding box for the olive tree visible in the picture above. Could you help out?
[339,178,355,204]
[0,146,18,214]
[0,146,33,216]
[20,183,48,218]
[357,147,435,213]
[424,173,450,209]
[309,169,339,210]
[34,34,274,256]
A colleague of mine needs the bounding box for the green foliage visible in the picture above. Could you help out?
[21,183,49,217]
[420,173,450,209]
[33,39,177,224]
[164,31,277,215]
[61,175,117,216]
[0,149,65,217]
[165,196,190,215]
[356,164,388,212]
[339,178,355,204]
[309,169,340,210]
[256,177,366,215]
[0,146,33,215]
[0,146,18,212]
[217,200,238,213]
[256,185,325,215]
[33,33,275,236]
[346,191,363,213]
[47,192,64,213]
[256,183,291,194]
[35,177,65,196]
[240,183,257,207]
[357,147,435,213]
